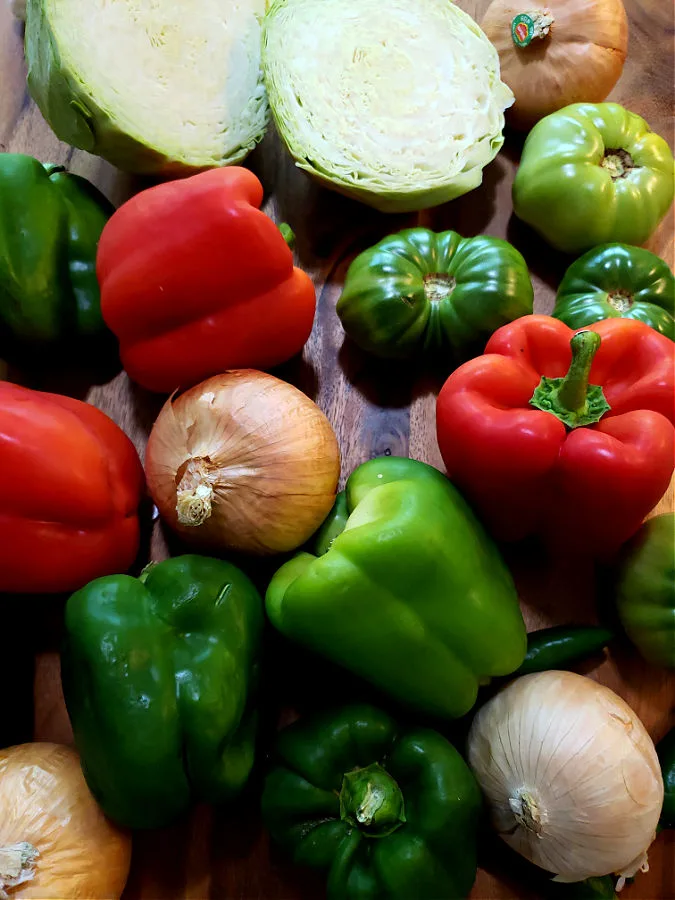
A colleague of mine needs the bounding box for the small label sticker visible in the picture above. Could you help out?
[512,13,534,47]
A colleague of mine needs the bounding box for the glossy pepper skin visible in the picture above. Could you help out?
[656,728,675,829]
[0,153,113,345]
[513,103,675,253]
[98,167,316,393]
[266,456,527,719]
[615,514,675,668]
[437,316,674,559]
[516,625,614,676]
[62,555,264,830]
[262,704,482,900]
[336,228,533,359]
[0,382,143,594]
[553,244,675,339]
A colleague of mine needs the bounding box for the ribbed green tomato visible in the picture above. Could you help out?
[336,228,533,359]
[513,103,675,254]
[553,244,674,339]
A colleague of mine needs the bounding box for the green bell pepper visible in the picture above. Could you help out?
[266,457,527,719]
[553,244,675,339]
[61,554,264,829]
[614,514,675,669]
[513,103,675,254]
[261,703,482,900]
[336,228,533,359]
[0,152,113,345]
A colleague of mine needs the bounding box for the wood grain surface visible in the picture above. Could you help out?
[1,1,674,898]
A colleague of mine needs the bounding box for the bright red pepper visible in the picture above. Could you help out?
[97,167,316,393]
[436,315,674,558]
[0,383,144,593]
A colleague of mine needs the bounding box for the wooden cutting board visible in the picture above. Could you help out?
[1,2,673,898]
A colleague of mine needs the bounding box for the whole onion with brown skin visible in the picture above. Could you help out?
[145,370,340,555]
[481,0,628,130]
[0,743,131,899]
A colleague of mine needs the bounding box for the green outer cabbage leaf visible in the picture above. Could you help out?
[24,0,269,176]
[263,0,514,212]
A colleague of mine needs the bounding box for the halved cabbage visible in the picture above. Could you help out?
[25,0,269,175]
[263,0,514,212]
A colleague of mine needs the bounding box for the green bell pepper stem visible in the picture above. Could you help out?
[279,222,295,249]
[339,763,406,837]
[557,332,600,412]
[313,491,349,556]
[530,331,611,428]
[42,163,66,176]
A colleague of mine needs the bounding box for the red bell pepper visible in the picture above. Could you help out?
[0,383,144,593]
[436,315,674,558]
[98,167,316,393]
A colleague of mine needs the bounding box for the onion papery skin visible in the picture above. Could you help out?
[467,671,663,884]
[145,370,341,555]
[0,743,131,899]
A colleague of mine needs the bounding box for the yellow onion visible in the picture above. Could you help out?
[481,0,628,130]
[467,671,663,889]
[145,369,340,554]
[0,743,131,899]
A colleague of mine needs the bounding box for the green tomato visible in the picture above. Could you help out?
[615,514,675,669]
[336,228,533,359]
[553,244,675,339]
[513,103,675,254]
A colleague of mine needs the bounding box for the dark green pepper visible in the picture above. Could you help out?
[553,244,674,339]
[0,153,113,345]
[515,625,614,675]
[657,727,675,830]
[336,228,533,359]
[62,555,263,829]
[262,704,481,900]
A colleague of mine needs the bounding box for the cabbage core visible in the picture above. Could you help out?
[263,0,514,212]
[26,0,268,174]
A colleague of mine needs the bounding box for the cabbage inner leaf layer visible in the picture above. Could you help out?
[263,0,514,212]
[25,0,269,174]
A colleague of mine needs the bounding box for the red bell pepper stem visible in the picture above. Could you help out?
[557,331,600,414]
[530,330,611,428]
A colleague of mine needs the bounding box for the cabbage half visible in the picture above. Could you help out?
[263,0,514,213]
[24,0,269,175]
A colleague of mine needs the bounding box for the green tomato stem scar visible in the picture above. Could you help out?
[601,149,635,180]
[423,273,456,303]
